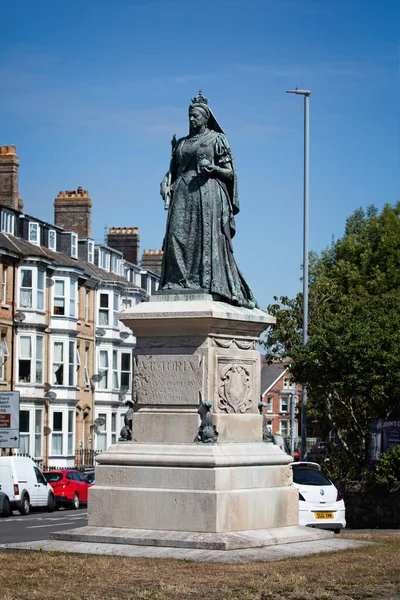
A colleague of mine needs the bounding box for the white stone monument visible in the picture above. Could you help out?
[55,294,332,550]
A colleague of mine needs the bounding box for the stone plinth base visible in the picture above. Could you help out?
[87,442,299,534]
[51,525,333,551]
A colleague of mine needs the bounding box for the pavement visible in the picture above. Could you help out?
[0,535,375,563]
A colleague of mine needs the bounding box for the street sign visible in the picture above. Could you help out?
[0,391,20,448]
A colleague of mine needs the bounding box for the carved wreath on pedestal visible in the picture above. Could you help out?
[218,364,252,413]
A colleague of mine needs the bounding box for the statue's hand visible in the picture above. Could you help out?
[199,158,216,175]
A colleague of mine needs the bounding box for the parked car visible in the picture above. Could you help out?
[43,469,91,509]
[0,456,55,515]
[0,491,11,518]
[291,461,346,533]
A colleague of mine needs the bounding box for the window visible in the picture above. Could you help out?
[283,376,294,390]
[88,241,94,264]
[29,222,40,245]
[52,412,63,455]
[99,293,109,326]
[69,280,76,317]
[113,292,119,327]
[120,352,131,392]
[68,410,74,454]
[280,420,289,436]
[266,396,273,413]
[53,278,77,317]
[112,350,119,389]
[84,347,90,387]
[96,413,107,451]
[52,340,76,386]
[34,410,42,457]
[53,280,65,315]
[19,268,45,311]
[98,350,109,389]
[20,269,33,308]
[18,335,45,384]
[71,233,78,258]
[280,396,289,413]
[1,210,15,234]
[2,266,7,303]
[111,413,117,445]
[0,334,9,380]
[53,342,64,385]
[121,297,132,310]
[85,290,90,321]
[36,336,43,383]
[48,229,56,251]
[99,249,110,270]
[19,410,30,454]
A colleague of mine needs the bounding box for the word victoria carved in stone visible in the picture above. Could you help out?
[218,364,252,414]
[133,355,202,405]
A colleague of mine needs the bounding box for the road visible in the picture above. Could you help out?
[0,508,87,543]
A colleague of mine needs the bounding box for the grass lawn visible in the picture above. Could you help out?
[0,533,399,600]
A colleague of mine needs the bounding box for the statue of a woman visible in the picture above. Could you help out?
[159,91,257,309]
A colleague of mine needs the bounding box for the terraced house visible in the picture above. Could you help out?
[0,145,160,467]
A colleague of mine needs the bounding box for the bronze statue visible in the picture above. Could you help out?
[159,91,257,309]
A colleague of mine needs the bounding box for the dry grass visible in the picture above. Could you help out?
[0,533,399,600]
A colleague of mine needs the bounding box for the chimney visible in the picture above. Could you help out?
[54,187,92,238]
[107,227,140,265]
[141,249,163,277]
[0,145,20,211]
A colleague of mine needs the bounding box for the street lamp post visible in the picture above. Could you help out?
[286,88,311,461]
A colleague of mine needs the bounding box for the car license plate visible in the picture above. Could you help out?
[314,512,334,519]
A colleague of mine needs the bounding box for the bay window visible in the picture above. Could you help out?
[84,346,90,387]
[111,413,117,445]
[19,410,30,454]
[50,408,75,457]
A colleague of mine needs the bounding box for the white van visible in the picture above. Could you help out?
[0,456,55,515]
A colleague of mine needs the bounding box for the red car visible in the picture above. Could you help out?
[43,469,91,509]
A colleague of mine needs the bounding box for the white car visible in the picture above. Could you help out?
[0,456,55,515]
[291,461,346,533]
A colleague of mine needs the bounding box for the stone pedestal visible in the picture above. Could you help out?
[59,295,333,549]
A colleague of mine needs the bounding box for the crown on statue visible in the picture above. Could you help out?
[191,90,208,105]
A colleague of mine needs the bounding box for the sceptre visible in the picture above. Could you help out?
[163,134,177,210]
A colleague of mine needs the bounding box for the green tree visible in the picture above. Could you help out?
[263,203,400,471]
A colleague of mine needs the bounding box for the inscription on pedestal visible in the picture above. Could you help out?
[134,354,202,405]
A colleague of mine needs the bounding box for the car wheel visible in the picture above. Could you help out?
[47,494,55,513]
[334,528,341,534]
[1,496,11,518]
[19,494,30,516]
[72,493,80,510]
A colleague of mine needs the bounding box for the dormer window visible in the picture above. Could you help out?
[29,222,40,245]
[71,233,78,258]
[88,240,94,264]
[1,210,15,234]
[99,249,110,271]
[48,230,56,251]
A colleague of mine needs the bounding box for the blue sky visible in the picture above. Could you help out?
[1,0,399,309]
